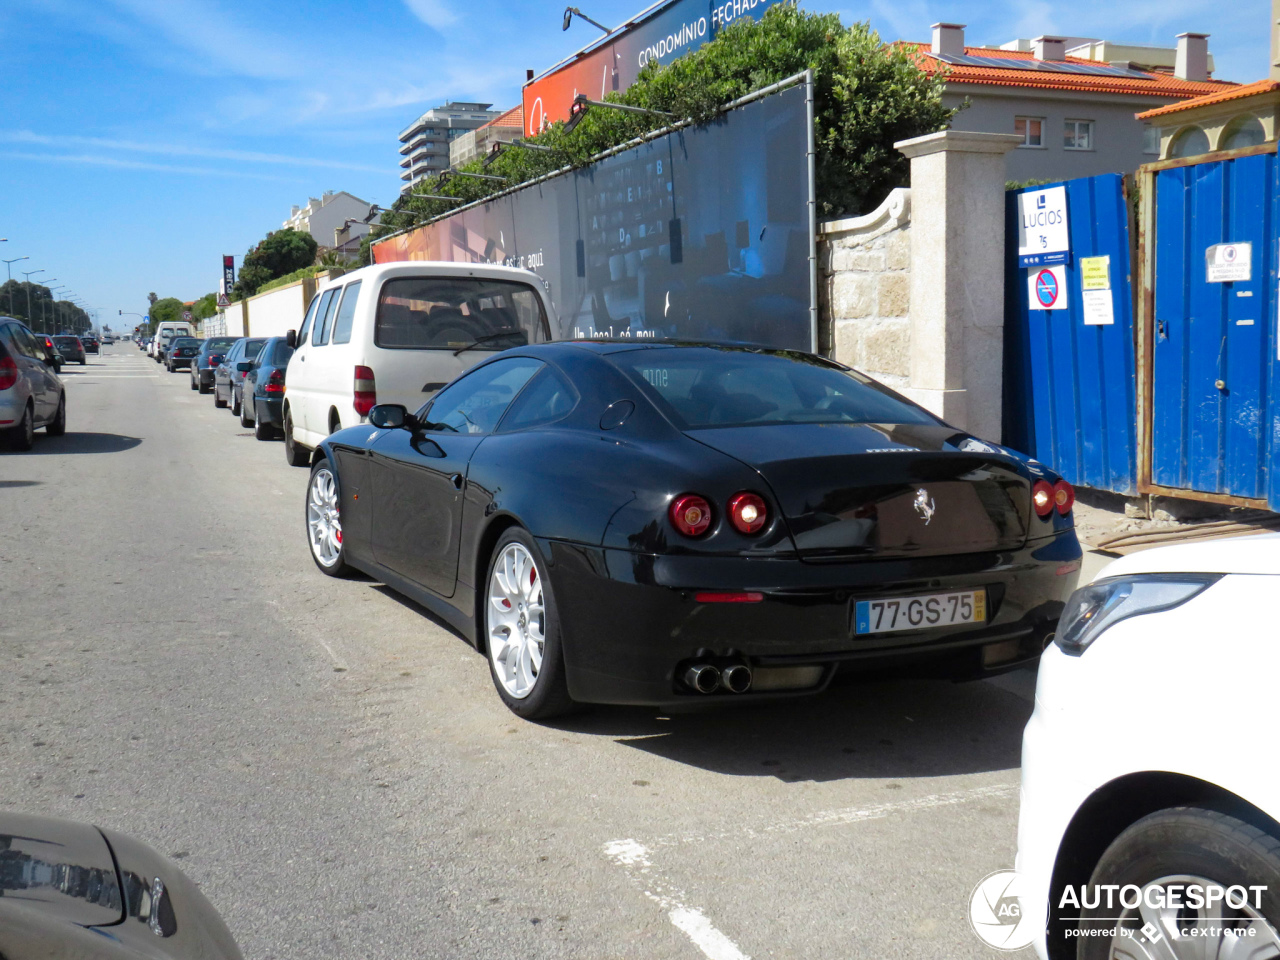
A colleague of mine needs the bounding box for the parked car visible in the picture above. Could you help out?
[238,336,294,439]
[280,262,551,468]
[190,336,237,393]
[1018,536,1280,960]
[165,336,202,372]
[152,322,193,363]
[53,334,87,365]
[138,336,148,351]
[81,335,100,355]
[304,340,1080,719]
[0,809,244,960]
[0,319,66,450]
[212,337,266,412]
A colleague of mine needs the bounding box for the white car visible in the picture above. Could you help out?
[280,261,553,467]
[1017,535,1280,959]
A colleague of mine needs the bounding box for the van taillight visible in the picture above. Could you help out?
[265,369,285,394]
[0,354,17,391]
[354,365,376,416]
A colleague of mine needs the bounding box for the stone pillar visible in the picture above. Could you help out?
[893,130,1021,442]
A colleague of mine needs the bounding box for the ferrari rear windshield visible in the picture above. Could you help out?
[613,347,937,429]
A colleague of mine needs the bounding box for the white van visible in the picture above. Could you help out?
[280,261,555,466]
[151,322,193,363]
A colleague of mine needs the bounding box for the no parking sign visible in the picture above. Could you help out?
[1028,265,1068,311]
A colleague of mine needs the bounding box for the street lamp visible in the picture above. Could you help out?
[563,92,673,133]
[562,6,611,34]
[21,269,45,326]
[47,286,66,333]
[36,281,58,334]
[2,256,29,317]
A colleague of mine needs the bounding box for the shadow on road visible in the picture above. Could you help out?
[0,480,42,487]
[547,675,1032,782]
[9,433,143,455]
[362,580,1032,782]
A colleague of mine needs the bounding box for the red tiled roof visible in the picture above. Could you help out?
[897,42,1237,100]
[1136,79,1280,119]
[481,104,524,130]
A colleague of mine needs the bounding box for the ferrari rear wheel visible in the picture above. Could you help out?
[484,529,574,720]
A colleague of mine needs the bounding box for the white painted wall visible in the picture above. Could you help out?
[246,282,310,338]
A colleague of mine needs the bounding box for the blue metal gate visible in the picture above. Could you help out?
[1141,145,1280,508]
[1004,173,1138,494]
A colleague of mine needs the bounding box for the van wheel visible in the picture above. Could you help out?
[284,409,310,467]
[329,411,342,435]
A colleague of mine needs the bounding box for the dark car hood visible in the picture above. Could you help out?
[689,423,1033,561]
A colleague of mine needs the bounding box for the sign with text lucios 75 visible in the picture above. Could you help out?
[1017,186,1070,267]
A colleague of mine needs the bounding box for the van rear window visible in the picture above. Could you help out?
[375,277,546,351]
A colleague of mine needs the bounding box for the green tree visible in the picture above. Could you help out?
[149,297,186,330]
[372,5,954,241]
[191,293,218,320]
[233,228,318,300]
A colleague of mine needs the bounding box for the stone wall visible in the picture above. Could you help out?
[818,188,912,391]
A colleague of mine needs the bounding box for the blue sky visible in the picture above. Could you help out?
[1,0,1269,327]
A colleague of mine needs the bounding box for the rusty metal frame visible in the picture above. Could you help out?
[1134,141,1279,509]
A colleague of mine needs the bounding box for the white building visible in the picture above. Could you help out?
[283,191,377,251]
[398,102,504,193]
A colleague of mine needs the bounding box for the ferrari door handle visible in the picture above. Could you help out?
[450,474,463,490]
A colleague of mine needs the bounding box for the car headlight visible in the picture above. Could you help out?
[1055,574,1221,656]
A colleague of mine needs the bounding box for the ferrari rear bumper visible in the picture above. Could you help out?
[547,531,1080,707]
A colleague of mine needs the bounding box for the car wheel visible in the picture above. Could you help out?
[79,359,86,365]
[190,375,198,391]
[484,529,575,720]
[198,379,210,394]
[284,409,310,467]
[230,389,241,417]
[239,398,254,428]
[306,460,353,577]
[1077,806,1280,959]
[214,384,227,408]
[6,403,35,451]
[254,413,274,441]
[45,394,66,436]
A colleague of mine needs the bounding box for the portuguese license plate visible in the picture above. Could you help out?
[855,589,986,635]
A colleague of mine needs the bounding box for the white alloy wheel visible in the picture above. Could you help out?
[307,466,343,568]
[487,542,546,699]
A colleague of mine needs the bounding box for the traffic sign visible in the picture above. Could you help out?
[1027,265,1068,311]
[216,293,229,307]
[182,311,193,321]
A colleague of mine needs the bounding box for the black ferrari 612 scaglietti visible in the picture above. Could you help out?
[305,341,1081,719]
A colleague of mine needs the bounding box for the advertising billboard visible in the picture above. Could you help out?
[522,0,784,137]
[373,81,814,351]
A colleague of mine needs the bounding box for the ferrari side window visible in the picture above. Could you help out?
[497,367,577,432]
[423,357,544,435]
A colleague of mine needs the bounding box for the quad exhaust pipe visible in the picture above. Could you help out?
[682,662,752,695]
[720,663,752,694]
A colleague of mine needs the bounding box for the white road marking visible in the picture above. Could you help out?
[603,782,1017,960]
[604,839,751,960]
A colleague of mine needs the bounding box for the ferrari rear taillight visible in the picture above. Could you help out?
[1032,480,1054,518]
[669,494,712,537]
[0,354,17,391]
[354,365,376,417]
[265,369,285,394]
[1053,479,1075,516]
[727,492,768,535]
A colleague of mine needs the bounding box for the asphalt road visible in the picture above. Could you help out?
[0,347,1105,959]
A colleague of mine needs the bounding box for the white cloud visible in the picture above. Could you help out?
[0,130,386,173]
[404,0,456,30]
[0,151,301,181]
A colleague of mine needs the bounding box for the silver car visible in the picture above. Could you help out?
[0,318,66,450]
